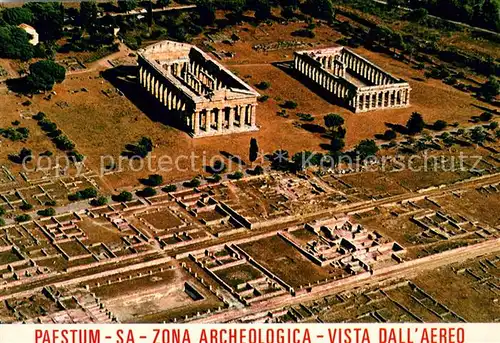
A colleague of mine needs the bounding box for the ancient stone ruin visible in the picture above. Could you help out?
[293,46,411,112]
[137,40,260,138]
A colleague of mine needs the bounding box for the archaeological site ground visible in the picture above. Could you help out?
[0,0,499,324]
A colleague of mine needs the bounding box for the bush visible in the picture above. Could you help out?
[479,112,494,122]
[489,122,499,130]
[211,160,226,173]
[68,150,84,162]
[69,187,97,201]
[15,214,31,223]
[253,165,264,175]
[142,174,163,187]
[186,177,201,188]
[0,127,29,141]
[0,206,6,217]
[33,112,46,121]
[91,196,108,206]
[45,200,56,206]
[282,100,298,109]
[53,135,75,151]
[0,218,4,227]
[114,191,133,202]
[37,208,56,217]
[255,81,270,90]
[20,201,33,211]
[229,171,244,180]
[122,136,153,158]
[162,184,177,193]
[138,187,157,198]
[209,173,222,183]
[291,28,315,38]
[297,113,314,122]
[257,95,269,102]
[355,139,379,160]
[433,120,448,131]
[39,119,58,132]
[383,129,397,140]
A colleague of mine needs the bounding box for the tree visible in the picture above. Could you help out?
[158,0,171,7]
[478,77,500,102]
[249,138,259,164]
[23,2,64,41]
[19,147,33,163]
[0,206,5,217]
[255,0,272,21]
[20,201,33,211]
[330,136,345,153]
[26,60,66,92]
[188,177,201,188]
[324,113,344,130]
[303,0,335,22]
[408,8,428,23]
[469,126,487,145]
[0,25,34,60]
[162,184,177,192]
[196,0,216,26]
[2,7,33,25]
[406,112,425,135]
[79,0,98,31]
[355,139,379,160]
[15,214,31,223]
[91,196,109,206]
[222,0,247,15]
[479,112,494,122]
[115,191,133,202]
[143,174,163,186]
[119,0,138,13]
[37,208,56,217]
[480,0,500,32]
[433,120,448,131]
[230,171,244,180]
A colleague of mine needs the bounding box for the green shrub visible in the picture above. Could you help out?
[15,214,31,222]
[255,81,270,90]
[20,201,33,211]
[162,184,177,192]
[282,100,298,109]
[37,208,56,217]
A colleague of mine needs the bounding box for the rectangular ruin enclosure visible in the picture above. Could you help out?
[138,41,260,138]
[294,46,411,113]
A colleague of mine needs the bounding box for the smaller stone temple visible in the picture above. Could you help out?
[138,41,260,138]
[293,46,411,112]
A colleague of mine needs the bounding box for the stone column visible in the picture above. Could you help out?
[194,111,200,136]
[146,73,151,92]
[158,84,164,103]
[205,110,212,132]
[250,105,256,127]
[239,106,246,128]
[229,107,235,131]
[163,88,168,106]
[217,108,223,133]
